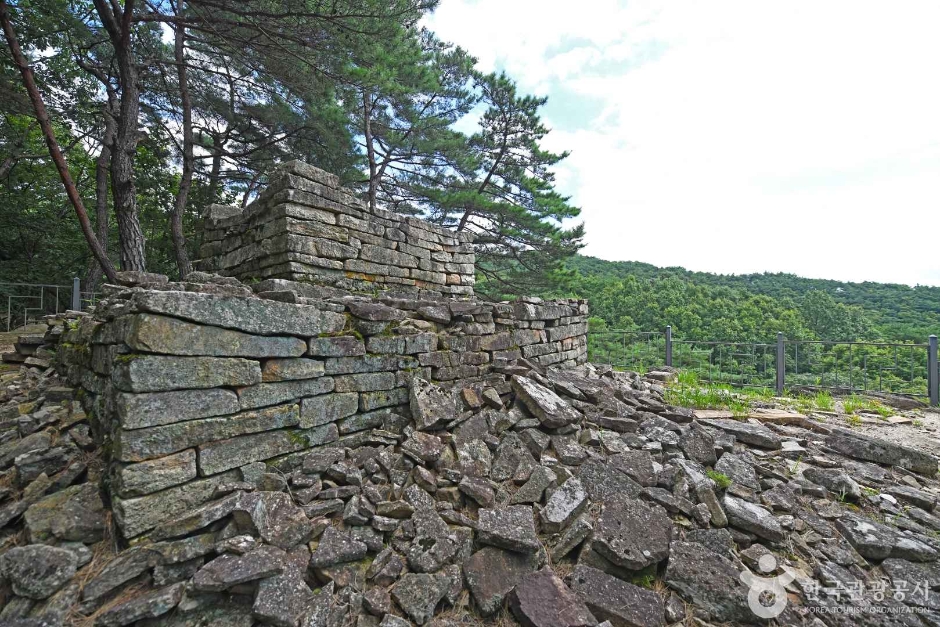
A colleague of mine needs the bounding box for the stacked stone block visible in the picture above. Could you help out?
[58,279,587,540]
[196,161,476,298]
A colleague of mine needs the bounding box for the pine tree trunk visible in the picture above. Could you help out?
[0,0,117,282]
[94,0,146,272]
[363,93,378,211]
[86,106,116,289]
[170,9,193,278]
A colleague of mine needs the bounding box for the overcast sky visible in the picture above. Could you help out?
[425,1,940,287]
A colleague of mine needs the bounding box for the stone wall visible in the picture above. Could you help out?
[196,161,476,299]
[58,274,587,540]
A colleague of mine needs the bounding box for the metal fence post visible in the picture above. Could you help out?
[775,332,785,395]
[665,326,673,368]
[929,335,938,407]
[71,277,81,312]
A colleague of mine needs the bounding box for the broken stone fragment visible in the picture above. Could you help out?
[592,495,672,570]
[463,546,540,616]
[391,572,451,625]
[540,477,588,534]
[510,567,597,627]
[664,541,753,624]
[569,565,665,627]
[511,375,582,429]
[476,505,541,554]
[308,526,369,568]
[94,582,185,627]
[192,545,285,592]
[0,545,78,600]
[721,495,785,543]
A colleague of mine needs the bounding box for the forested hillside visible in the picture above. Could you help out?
[565,256,940,343]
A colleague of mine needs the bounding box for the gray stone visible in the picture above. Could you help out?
[115,388,240,429]
[512,375,582,428]
[722,495,784,543]
[577,458,642,502]
[826,427,938,475]
[239,377,335,410]
[391,573,450,625]
[112,355,261,392]
[511,465,556,505]
[459,476,496,507]
[881,558,940,590]
[885,485,937,511]
[83,546,161,602]
[309,526,368,568]
[540,477,588,533]
[551,515,593,560]
[262,358,326,382]
[24,482,106,543]
[410,378,457,430]
[114,449,197,497]
[463,546,540,616]
[133,290,346,337]
[663,541,752,623]
[95,582,185,627]
[696,418,782,449]
[0,431,51,469]
[550,435,587,465]
[114,470,240,538]
[569,565,664,627]
[593,496,672,570]
[197,424,337,475]
[302,448,345,474]
[803,466,861,501]
[307,335,365,357]
[124,313,307,357]
[679,422,716,465]
[510,568,597,627]
[300,393,358,428]
[115,403,299,462]
[608,451,657,487]
[402,432,444,463]
[0,545,78,599]
[253,567,316,627]
[713,453,759,490]
[835,511,938,561]
[476,506,540,554]
[193,545,286,591]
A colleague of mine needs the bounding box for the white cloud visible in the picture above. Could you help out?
[426,0,940,286]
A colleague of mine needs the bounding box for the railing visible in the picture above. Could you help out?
[0,278,97,331]
[588,326,940,406]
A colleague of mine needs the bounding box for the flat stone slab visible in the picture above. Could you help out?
[510,567,597,627]
[309,526,369,568]
[476,506,540,554]
[540,477,588,533]
[569,565,664,627]
[593,496,672,570]
[193,545,286,591]
[697,418,782,449]
[664,541,752,623]
[511,375,582,429]
[391,572,451,625]
[722,495,784,543]
[0,545,78,599]
[826,427,937,475]
[124,313,307,357]
[464,546,540,616]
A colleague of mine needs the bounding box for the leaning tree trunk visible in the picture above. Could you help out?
[0,0,117,282]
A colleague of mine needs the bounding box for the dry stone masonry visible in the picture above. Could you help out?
[1,161,938,627]
[196,161,476,298]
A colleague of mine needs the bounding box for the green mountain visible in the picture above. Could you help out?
[564,256,940,343]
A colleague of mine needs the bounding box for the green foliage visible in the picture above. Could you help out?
[706,470,732,490]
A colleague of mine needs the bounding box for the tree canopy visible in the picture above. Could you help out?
[0,0,583,296]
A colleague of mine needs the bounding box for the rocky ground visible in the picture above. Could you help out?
[1,334,939,626]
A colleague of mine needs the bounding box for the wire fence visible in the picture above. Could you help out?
[0,279,99,332]
[588,327,940,405]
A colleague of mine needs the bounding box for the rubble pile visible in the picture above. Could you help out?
[2,345,939,626]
